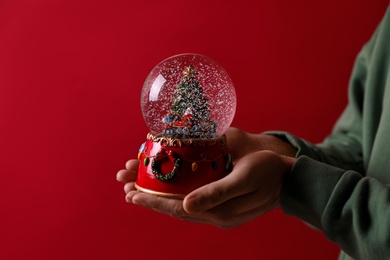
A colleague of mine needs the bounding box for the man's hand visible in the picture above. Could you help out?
[116,127,296,229]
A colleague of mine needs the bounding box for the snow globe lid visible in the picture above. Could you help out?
[141,53,236,139]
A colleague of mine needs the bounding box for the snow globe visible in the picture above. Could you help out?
[136,53,236,198]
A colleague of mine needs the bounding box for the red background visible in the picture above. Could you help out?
[1,1,388,259]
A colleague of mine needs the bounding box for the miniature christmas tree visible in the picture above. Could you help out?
[163,65,216,139]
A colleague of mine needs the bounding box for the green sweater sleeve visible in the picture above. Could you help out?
[265,47,367,173]
[266,5,390,259]
[282,156,390,259]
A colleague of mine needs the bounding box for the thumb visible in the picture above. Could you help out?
[182,173,244,214]
[182,150,278,214]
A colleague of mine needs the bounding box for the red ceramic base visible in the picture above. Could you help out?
[135,133,233,198]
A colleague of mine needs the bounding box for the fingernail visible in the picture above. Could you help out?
[183,199,200,214]
[125,195,132,203]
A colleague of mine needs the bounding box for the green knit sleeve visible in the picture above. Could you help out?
[264,40,368,173]
[266,5,390,259]
[282,156,390,259]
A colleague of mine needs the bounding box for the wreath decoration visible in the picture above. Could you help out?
[151,148,182,182]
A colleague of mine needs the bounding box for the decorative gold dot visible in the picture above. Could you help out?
[191,162,198,172]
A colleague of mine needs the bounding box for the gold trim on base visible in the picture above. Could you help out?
[146,132,227,147]
[134,183,186,199]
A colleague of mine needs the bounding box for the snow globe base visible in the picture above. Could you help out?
[135,132,233,198]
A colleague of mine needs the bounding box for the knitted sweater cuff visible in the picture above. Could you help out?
[281,155,345,229]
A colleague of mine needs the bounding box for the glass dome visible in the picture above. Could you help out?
[141,53,236,139]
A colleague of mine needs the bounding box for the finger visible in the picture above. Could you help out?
[125,159,139,170]
[131,193,189,219]
[183,167,251,214]
[184,187,276,229]
[125,189,142,203]
[224,127,248,161]
[128,191,266,229]
[128,192,215,224]
[124,182,136,193]
[224,127,260,162]
[183,152,270,214]
[180,197,270,229]
[209,190,265,217]
[116,169,137,183]
[202,188,279,227]
[206,204,270,229]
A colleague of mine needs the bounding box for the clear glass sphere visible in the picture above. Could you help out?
[141,53,236,139]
